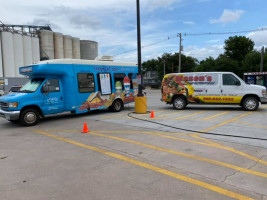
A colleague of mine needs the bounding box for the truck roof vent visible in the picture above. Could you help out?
[95,56,114,61]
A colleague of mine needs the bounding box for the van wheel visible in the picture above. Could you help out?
[242,97,259,111]
[173,97,186,110]
[20,109,40,126]
[110,99,123,112]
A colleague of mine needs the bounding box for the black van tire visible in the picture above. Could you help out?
[173,97,186,110]
[242,97,259,111]
[20,109,40,126]
[110,99,123,112]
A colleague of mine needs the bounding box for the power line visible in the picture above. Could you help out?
[113,27,267,57]
[184,28,267,36]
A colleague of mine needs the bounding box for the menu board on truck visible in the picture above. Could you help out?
[99,73,111,95]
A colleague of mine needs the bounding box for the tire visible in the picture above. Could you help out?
[110,99,123,112]
[242,97,259,111]
[173,97,186,110]
[19,109,40,126]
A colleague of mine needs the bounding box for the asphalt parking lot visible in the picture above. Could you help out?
[1,89,267,200]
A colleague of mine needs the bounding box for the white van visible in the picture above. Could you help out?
[161,72,267,111]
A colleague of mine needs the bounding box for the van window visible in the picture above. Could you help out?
[114,73,126,89]
[42,79,60,93]
[78,73,95,93]
[223,74,240,86]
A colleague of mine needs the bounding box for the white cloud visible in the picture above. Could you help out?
[247,29,267,49]
[184,45,224,61]
[183,21,195,25]
[210,9,244,24]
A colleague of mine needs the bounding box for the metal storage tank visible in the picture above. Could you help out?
[54,32,64,59]
[63,35,72,58]
[72,37,80,59]
[39,30,54,60]
[1,31,15,77]
[13,32,24,77]
[80,40,98,60]
[23,33,33,66]
[0,33,3,77]
[31,34,40,64]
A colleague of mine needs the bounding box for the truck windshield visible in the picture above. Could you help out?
[20,78,45,93]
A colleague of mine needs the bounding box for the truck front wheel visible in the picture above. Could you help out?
[242,97,259,111]
[173,97,186,110]
[20,109,40,126]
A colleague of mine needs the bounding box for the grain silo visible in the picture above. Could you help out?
[13,32,24,77]
[72,37,80,59]
[39,30,54,60]
[23,33,33,66]
[0,33,3,77]
[54,32,64,59]
[80,40,98,60]
[63,35,72,58]
[1,31,15,77]
[31,34,40,64]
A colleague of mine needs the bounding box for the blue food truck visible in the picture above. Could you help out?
[0,59,138,126]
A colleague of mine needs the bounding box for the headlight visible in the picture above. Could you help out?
[263,90,267,97]
[8,102,18,108]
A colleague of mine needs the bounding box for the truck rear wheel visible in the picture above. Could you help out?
[242,97,259,111]
[173,97,186,110]
[20,109,40,126]
[110,99,123,112]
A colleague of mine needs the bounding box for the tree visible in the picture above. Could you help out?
[195,56,216,72]
[224,36,254,62]
[243,51,261,72]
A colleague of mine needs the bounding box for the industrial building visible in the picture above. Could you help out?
[0,23,98,78]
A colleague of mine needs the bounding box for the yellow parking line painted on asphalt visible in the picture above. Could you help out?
[190,112,267,166]
[235,121,267,129]
[175,111,206,120]
[202,111,230,120]
[46,130,188,136]
[101,112,127,119]
[195,112,252,135]
[86,131,267,178]
[33,130,254,200]
[157,111,185,118]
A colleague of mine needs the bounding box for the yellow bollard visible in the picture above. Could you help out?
[135,96,147,114]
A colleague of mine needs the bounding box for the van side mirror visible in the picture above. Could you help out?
[42,82,50,93]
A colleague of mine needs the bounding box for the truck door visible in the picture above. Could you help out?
[220,73,243,104]
[41,79,64,115]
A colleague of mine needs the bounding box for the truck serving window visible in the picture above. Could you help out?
[114,73,126,89]
[78,73,95,93]
[20,78,45,93]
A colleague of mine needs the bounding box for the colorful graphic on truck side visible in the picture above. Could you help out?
[162,74,242,104]
[79,75,136,111]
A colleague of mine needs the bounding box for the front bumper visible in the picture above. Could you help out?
[260,97,267,104]
[0,109,20,121]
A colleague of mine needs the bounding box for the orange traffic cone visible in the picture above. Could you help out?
[81,122,90,133]
[150,110,155,118]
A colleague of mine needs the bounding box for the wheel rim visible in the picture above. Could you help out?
[174,99,184,109]
[24,112,37,124]
[246,100,256,110]
[114,101,121,111]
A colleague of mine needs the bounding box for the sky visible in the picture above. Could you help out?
[1,0,267,63]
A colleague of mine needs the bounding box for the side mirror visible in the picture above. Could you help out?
[42,82,50,93]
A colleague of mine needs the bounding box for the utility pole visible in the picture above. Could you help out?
[260,46,264,72]
[178,33,182,73]
[136,0,142,97]
[163,60,165,75]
